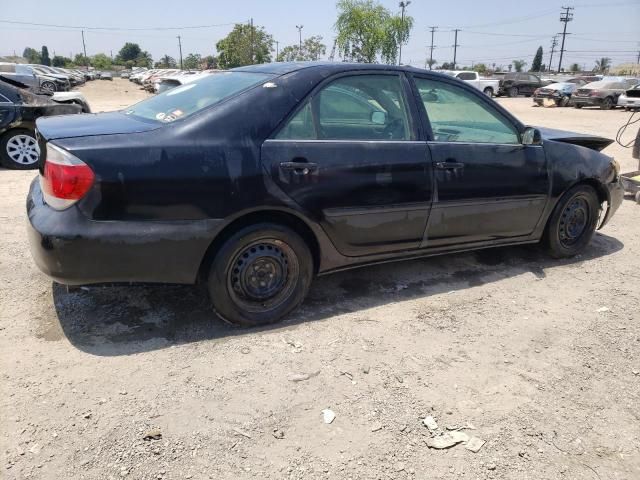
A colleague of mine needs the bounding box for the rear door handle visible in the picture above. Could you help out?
[435,161,465,170]
[279,161,318,175]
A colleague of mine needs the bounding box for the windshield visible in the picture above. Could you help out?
[125,71,273,123]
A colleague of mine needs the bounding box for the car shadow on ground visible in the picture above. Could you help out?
[52,232,623,356]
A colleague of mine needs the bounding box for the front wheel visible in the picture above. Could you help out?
[207,223,313,327]
[40,81,56,93]
[483,87,493,97]
[543,185,600,258]
[600,97,614,110]
[508,87,519,97]
[559,96,570,107]
[0,129,41,169]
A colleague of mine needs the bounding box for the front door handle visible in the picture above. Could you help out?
[279,161,318,175]
[435,161,465,170]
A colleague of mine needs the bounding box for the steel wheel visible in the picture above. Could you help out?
[5,134,40,166]
[227,239,300,313]
[41,81,56,93]
[558,197,590,248]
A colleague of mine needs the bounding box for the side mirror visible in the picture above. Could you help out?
[522,127,542,146]
[371,111,387,125]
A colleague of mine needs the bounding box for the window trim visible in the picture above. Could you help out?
[270,70,420,142]
[408,73,524,144]
[0,93,12,104]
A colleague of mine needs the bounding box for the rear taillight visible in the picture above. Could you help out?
[40,143,94,210]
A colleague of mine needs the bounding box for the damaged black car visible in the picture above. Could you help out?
[1,77,81,169]
[27,63,624,326]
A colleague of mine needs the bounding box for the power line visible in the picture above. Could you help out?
[0,19,237,31]
[557,6,574,72]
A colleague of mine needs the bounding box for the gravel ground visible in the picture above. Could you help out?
[1,79,639,480]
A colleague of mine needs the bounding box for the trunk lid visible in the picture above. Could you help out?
[35,111,161,141]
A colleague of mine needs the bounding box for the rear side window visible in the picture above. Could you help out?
[125,71,273,123]
[416,78,520,144]
[277,74,412,141]
[457,72,476,81]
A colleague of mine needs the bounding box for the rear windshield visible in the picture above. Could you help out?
[125,71,273,123]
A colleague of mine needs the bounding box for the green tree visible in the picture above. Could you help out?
[594,57,611,73]
[116,43,142,63]
[473,63,488,74]
[74,53,89,66]
[439,62,454,70]
[512,59,527,72]
[216,23,273,68]
[530,46,543,71]
[41,46,51,66]
[334,0,413,64]
[135,51,153,68]
[202,55,217,69]
[183,53,202,69]
[569,63,580,73]
[277,36,327,62]
[51,55,70,67]
[425,58,437,70]
[22,47,41,63]
[91,53,112,70]
[154,55,177,68]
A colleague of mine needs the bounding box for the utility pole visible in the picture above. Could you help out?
[177,35,183,69]
[250,18,254,64]
[275,41,279,62]
[427,26,437,70]
[295,24,304,52]
[81,30,88,68]
[548,35,558,73]
[398,1,411,65]
[557,6,573,73]
[637,49,640,64]
[452,29,460,69]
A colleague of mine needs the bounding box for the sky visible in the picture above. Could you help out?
[1,0,638,70]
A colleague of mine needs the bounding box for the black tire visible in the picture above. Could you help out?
[600,97,614,110]
[559,96,570,107]
[0,129,40,170]
[207,223,313,327]
[574,104,583,109]
[543,184,600,259]
[483,87,493,97]
[508,86,519,97]
[41,81,56,93]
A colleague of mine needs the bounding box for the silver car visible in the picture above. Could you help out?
[617,84,640,110]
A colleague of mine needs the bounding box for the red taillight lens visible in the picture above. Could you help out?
[40,143,94,210]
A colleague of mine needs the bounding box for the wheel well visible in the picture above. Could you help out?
[197,210,321,282]
[544,179,608,234]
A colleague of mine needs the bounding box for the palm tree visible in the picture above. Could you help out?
[594,57,611,74]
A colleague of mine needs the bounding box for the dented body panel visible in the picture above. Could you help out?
[27,62,624,285]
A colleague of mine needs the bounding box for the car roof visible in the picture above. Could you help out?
[232,61,436,77]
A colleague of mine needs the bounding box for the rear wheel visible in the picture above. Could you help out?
[0,129,40,169]
[483,87,493,97]
[508,86,519,97]
[40,81,56,93]
[543,185,600,258]
[600,97,614,110]
[207,223,313,327]
[559,95,570,107]
[574,104,583,109]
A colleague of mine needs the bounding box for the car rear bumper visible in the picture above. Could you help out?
[600,179,624,229]
[26,178,222,285]
[572,97,603,107]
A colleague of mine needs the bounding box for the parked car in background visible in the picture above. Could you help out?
[498,73,548,97]
[617,83,640,111]
[533,81,584,107]
[99,72,113,81]
[0,77,81,169]
[28,63,623,326]
[572,80,631,110]
[28,65,73,88]
[444,71,500,97]
[0,63,68,93]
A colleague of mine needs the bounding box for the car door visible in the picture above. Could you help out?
[411,75,549,247]
[261,72,433,257]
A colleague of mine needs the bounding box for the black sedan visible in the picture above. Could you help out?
[1,78,81,169]
[27,63,623,326]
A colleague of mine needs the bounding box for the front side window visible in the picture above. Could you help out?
[124,71,273,123]
[277,74,412,141]
[415,78,520,144]
[15,65,33,75]
[457,72,476,81]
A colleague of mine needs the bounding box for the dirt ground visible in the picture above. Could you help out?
[1,78,639,480]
